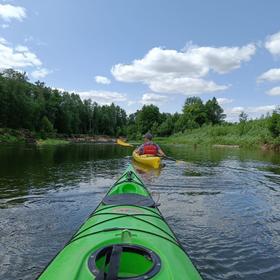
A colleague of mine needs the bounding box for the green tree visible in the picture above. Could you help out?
[239,111,249,136]
[205,97,226,124]
[269,108,280,138]
[41,116,54,133]
[174,115,186,133]
[157,115,174,136]
[136,105,161,134]
[239,111,248,123]
[183,97,207,127]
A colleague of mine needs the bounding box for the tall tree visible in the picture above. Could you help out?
[183,97,207,127]
[136,105,161,134]
[205,97,226,124]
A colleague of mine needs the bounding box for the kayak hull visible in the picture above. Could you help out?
[133,151,161,169]
[38,165,202,280]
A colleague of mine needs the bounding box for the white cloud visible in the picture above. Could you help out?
[0,37,42,68]
[50,88,128,105]
[0,37,7,44]
[217,97,234,105]
[31,68,51,79]
[226,105,276,121]
[149,77,229,95]
[246,105,276,113]
[77,90,127,105]
[111,43,255,95]
[266,87,280,96]
[127,100,137,106]
[257,68,280,82]
[230,106,244,114]
[1,23,9,29]
[94,75,111,85]
[15,45,29,52]
[140,93,168,105]
[0,4,26,22]
[265,31,280,56]
[24,36,47,46]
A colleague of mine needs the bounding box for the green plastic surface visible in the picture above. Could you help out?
[38,165,202,280]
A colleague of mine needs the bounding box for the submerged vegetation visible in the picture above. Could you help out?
[0,69,279,149]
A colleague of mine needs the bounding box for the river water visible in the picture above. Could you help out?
[0,143,280,279]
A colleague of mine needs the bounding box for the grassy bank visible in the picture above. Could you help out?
[156,119,280,149]
[36,139,70,145]
[0,128,26,143]
[0,128,111,145]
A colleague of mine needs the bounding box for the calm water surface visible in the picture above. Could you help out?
[0,143,280,279]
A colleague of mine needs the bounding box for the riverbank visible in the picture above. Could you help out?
[155,122,280,151]
[0,128,33,144]
[1,126,279,151]
[37,139,70,145]
[0,128,116,145]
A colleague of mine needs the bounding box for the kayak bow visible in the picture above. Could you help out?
[38,165,202,280]
[117,139,134,147]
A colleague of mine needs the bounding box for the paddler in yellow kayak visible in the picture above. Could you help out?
[135,132,166,157]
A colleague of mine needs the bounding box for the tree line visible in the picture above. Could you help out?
[0,69,279,140]
[0,69,127,137]
[126,96,226,139]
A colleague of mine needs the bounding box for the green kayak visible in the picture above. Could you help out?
[38,165,202,280]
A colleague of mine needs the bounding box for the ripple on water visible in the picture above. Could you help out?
[0,144,280,279]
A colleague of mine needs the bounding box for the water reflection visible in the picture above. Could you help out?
[0,143,280,279]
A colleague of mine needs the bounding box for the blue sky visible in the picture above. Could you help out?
[0,0,280,120]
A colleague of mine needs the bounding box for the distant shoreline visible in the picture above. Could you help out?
[1,127,279,151]
[0,128,116,145]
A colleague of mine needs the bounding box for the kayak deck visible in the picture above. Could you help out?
[132,151,161,169]
[38,165,202,280]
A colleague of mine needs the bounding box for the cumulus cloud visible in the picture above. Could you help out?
[0,37,7,44]
[257,68,280,82]
[0,4,26,22]
[149,77,228,95]
[94,75,111,85]
[50,88,128,105]
[111,43,256,95]
[265,31,280,56]
[140,93,169,105]
[0,38,42,68]
[77,90,127,105]
[266,87,280,96]
[31,68,51,79]
[226,105,276,121]
[217,98,234,105]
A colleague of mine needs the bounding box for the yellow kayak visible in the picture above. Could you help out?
[132,150,161,169]
[132,160,161,176]
[116,138,134,147]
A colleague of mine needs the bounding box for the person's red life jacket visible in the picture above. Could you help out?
[143,143,158,155]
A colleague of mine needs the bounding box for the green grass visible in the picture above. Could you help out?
[37,138,70,145]
[155,118,278,149]
[0,128,25,143]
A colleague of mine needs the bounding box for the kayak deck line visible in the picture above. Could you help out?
[72,213,178,243]
[90,204,162,218]
[38,164,202,280]
[68,227,185,252]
